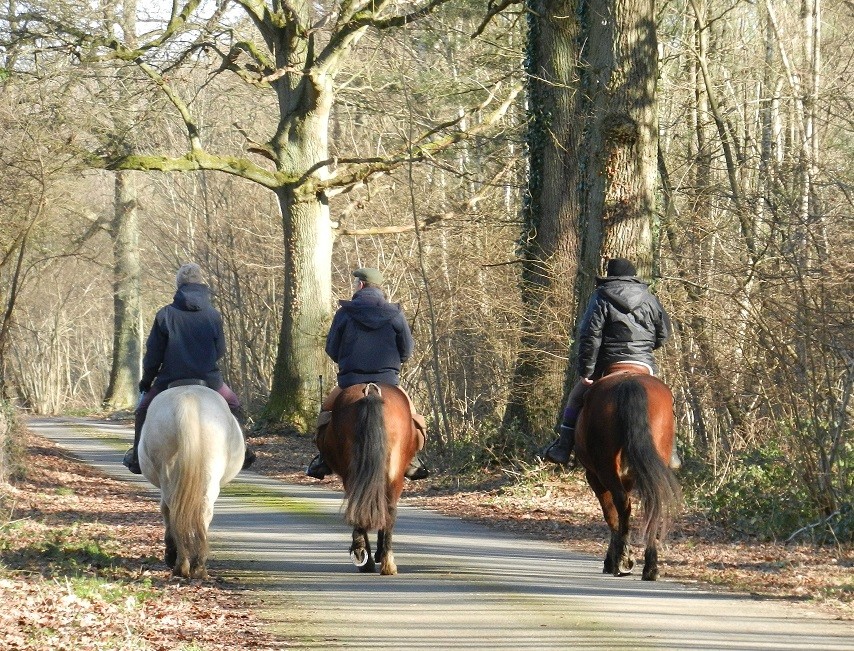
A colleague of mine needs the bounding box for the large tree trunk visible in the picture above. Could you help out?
[576,0,659,291]
[264,187,333,428]
[503,1,581,439]
[263,58,335,427]
[103,171,142,410]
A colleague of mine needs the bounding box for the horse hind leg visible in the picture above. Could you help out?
[587,472,631,576]
[612,491,634,576]
[607,531,634,577]
[350,527,376,573]
[597,481,634,577]
[188,499,214,579]
[642,542,659,581]
[162,503,178,569]
[190,554,209,580]
[164,530,177,569]
[190,534,210,580]
[377,504,398,576]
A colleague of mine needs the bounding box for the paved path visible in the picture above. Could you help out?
[28,417,854,650]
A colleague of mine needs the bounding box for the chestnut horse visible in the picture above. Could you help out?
[139,385,245,579]
[575,365,681,581]
[317,383,420,575]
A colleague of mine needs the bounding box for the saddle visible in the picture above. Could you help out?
[602,362,653,377]
[167,379,209,389]
[316,385,427,451]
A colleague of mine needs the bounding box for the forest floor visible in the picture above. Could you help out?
[0,421,851,650]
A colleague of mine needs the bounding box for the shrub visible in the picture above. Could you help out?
[0,400,26,484]
[688,443,818,541]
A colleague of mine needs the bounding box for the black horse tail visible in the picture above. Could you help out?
[616,379,682,546]
[345,386,389,530]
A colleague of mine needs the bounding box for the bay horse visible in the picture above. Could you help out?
[575,364,682,581]
[138,384,245,579]
[317,383,420,575]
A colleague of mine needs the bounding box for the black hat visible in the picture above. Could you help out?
[606,258,637,277]
[353,268,384,284]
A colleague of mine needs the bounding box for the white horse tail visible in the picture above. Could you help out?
[169,392,209,572]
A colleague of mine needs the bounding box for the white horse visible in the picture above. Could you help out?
[139,385,245,579]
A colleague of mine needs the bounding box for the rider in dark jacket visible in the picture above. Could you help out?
[325,282,414,388]
[306,267,428,480]
[122,263,255,474]
[543,258,671,465]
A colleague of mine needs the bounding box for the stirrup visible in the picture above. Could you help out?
[404,456,429,480]
[543,439,572,466]
[122,448,142,475]
[306,455,331,480]
[242,448,257,470]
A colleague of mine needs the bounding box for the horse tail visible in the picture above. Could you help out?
[344,387,389,530]
[616,379,682,545]
[169,393,209,564]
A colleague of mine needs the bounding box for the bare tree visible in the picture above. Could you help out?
[15,0,520,426]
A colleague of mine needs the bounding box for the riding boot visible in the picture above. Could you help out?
[229,406,257,470]
[543,423,575,466]
[122,412,144,475]
[306,416,333,479]
[306,453,332,479]
[404,454,429,480]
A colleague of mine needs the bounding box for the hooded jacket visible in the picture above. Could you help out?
[576,275,671,378]
[325,286,414,388]
[140,283,226,392]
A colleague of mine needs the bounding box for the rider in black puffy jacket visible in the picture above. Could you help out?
[543,258,671,466]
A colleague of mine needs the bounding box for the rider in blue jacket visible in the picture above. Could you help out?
[122,263,255,474]
[306,267,428,480]
[543,258,672,466]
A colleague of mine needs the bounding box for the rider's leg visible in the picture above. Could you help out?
[543,380,587,465]
[395,387,430,480]
[123,389,159,474]
[217,383,256,470]
[306,387,340,479]
[405,412,429,480]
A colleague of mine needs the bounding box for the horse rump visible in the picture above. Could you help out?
[140,386,244,578]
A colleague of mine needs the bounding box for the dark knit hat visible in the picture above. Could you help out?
[176,263,205,287]
[606,258,637,277]
[353,267,384,285]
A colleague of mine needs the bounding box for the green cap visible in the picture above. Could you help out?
[353,268,384,285]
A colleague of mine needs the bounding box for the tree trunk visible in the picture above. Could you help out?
[503,1,581,439]
[575,0,659,292]
[264,185,333,428]
[103,171,142,410]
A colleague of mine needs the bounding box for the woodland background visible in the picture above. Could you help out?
[0,0,851,542]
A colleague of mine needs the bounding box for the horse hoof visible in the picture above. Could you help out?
[617,561,634,576]
[642,568,659,581]
[380,563,398,576]
[350,549,370,568]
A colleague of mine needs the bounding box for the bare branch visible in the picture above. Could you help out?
[472,0,522,39]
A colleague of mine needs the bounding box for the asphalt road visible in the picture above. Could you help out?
[28,417,854,650]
